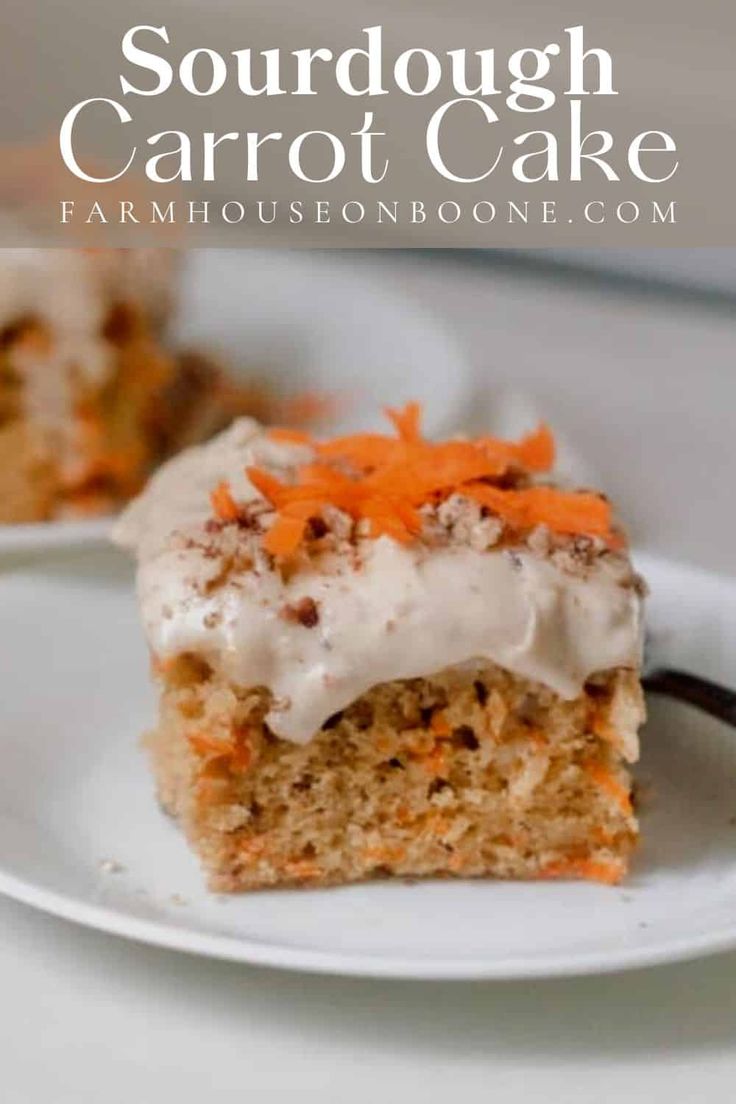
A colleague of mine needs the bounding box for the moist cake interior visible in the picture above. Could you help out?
[149,657,643,891]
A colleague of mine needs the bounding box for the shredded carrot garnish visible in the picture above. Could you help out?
[210,481,240,523]
[224,403,619,558]
[464,484,613,542]
[262,514,309,557]
[514,423,556,472]
[245,467,282,502]
[385,400,422,443]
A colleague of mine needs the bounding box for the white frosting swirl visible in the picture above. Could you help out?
[114,420,644,744]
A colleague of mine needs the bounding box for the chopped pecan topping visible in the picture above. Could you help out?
[281,595,320,628]
[306,516,328,539]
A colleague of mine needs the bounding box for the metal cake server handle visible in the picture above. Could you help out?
[642,668,736,728]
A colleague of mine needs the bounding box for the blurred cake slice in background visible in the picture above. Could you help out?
[0,249,274,523]
[115,405,646,892]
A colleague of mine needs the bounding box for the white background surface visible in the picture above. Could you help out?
[4,894,736,1104]
[1,252,735,1101]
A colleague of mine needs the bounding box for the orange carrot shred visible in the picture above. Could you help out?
[262,514,308,557]
[517,423,555,471]
[385,401,422,443]
[464,483,614,542]
[213,404,621,559]
[210,481,240,522]
[245,466,289,506]
[316,432,401,470]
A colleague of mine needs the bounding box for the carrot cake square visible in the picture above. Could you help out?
[0,249,270,522]
[114,405,645,891]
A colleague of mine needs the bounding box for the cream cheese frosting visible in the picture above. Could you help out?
[0,249,174,357]
[114,419,644,744]
[0,251,103,343]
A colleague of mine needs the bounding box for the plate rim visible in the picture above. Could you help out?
[0,516,113,555]
[3,864,736,980]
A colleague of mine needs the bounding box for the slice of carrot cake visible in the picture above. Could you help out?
[114,405,646,891]
[0,249,271,523]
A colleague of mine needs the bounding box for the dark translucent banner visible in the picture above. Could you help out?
[2,0,733,245]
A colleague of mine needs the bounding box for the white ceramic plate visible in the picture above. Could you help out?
[176,251,470,437]
[0,251,469,556]
[0,548,735,980]
[0,516,113,556]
